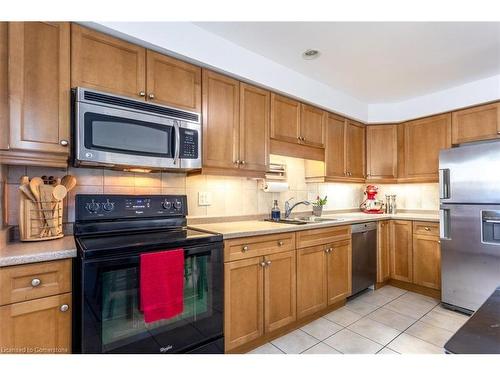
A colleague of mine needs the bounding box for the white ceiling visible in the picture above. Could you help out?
[194,22,500,103]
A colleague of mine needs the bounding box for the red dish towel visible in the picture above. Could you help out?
[140,249,184,323]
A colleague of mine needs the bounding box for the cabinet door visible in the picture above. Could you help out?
[202,70,239,170]
[326,240,352,305]
[146,50,201,112]
[0,293,71,354]
[377,221,391,283]
[413,234,441,290]
[270,94,300,144]
[71,24,146,100]
[224,257,264,351]
[264,250,296,333]
[366,125,398,180]
[345,120,366,180]
[0,22,8,150]
[300,104,325,148]
[8,22,70,154]
[404,114,451,181]
[239,83,269,172]
[325,114,346,178]
[452,102,500,145]
[297,245,327,319]
[390,220,413,282]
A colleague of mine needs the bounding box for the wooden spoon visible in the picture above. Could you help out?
[61,175,76,192]
[19,176,30,185]
[28,177,44,236]
[19,184,37,203]
[52,185,67,201]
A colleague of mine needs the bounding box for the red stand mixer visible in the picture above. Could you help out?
[360,185,385,214]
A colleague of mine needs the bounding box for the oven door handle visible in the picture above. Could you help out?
[173,121,181,165]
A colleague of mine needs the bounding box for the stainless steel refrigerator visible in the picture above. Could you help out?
[439,141,500,313]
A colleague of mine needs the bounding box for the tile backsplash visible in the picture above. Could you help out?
[3,155,439,226]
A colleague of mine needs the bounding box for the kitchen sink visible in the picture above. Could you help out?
[264,218,308,225]
[264,217,344,225]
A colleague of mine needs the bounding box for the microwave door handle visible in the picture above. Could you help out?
[173,122,180,165]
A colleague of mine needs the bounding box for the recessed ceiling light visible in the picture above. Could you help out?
[302,49,320,60]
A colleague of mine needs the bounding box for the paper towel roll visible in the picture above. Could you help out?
[262,181,289,193]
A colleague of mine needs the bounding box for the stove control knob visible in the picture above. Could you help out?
[86,200,100,213]
[162,200,172,210]
[102,200,115,212]
[173,200,182,210]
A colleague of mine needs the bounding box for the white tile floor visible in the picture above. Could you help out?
[248,285,470,354]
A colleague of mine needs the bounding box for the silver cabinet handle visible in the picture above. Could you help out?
[424,227,431,231]
[60,140,68,146]
[265,260,272,266]
[139,91,146,97]
[240,160,246,165]
[260,261,266,267]
[278,240,284,246]
[234,160,241,164]
[324,248,329,253]
[31,278,41,287]
[148,93,155,99]
[60,304,69,312]
[242,245,249,252]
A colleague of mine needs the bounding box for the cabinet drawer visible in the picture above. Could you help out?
[413,222,439,237]
[0,259,72,306]
[224,233,295,262]
[296,225,351,249]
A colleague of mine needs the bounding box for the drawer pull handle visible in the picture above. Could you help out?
[31,278,41,287]
[242,245,249,252]
[424,227,431,231]
[278,240,284,246]
[60,304,69,312]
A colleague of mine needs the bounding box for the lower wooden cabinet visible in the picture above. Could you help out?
[224,251,296,351]
[390,220,413,283]
[377,220,391,283]
[0,292,71,354]
[413,229,441,290]
[326,240,352,305]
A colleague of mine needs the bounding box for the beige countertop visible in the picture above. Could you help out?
[191,212,439,239]
[0,235,77,267]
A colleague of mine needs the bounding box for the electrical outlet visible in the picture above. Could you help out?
[198,192,212,206]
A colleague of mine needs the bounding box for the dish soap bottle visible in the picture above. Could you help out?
[271,200,281,221]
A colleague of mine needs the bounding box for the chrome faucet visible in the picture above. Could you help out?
[284,197,311,219]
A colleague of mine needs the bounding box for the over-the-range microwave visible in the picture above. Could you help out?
[73,87,201,172]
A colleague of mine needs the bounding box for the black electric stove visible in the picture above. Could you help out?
[73,194,224,354]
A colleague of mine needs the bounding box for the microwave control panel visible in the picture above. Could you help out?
[179,128,199,159]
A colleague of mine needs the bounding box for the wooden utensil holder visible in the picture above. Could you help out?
[19,195,64,241]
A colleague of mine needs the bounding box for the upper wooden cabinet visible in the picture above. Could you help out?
[366,125,398,182]
[202,70,239,171]
[390,220,413,283]
[401,114,451,182]
[270,94,300,144]
[324,114,346,178]
[71,24,146,100]
[146,50,201,112]
[300,104,325,148]
[0,22,8,150]
[0,22,70,167]
[239,83,269,173]
[345,120,366,180]
[451,102,500,145]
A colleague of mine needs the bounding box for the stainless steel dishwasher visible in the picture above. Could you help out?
[351,222,377,296]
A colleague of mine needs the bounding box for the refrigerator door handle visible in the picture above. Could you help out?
[440,208,451,240]
[439,169,450,199]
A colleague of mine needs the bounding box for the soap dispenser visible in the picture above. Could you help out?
[271,200,281,221]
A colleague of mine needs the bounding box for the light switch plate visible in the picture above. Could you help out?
[198,192,212,206]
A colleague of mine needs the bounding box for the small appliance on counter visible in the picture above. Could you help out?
[359,185,385,214]
[73,194,224,354]
[385,194,397,214]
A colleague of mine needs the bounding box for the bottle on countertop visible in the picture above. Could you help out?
[271,200,281,221]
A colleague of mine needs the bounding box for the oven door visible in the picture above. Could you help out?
[76,243,223,353]
[76,102,180,170]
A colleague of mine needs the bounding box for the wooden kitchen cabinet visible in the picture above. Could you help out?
[300,104,325,148]
[401,114,451,182]
[202,70,240,171]
[326,240,352,305]
[413,222,441,290]
[264,250,296,333]
[0,22,8,150]
[0,22,70,167]
[324,114,346,178]
[345,120,366,180]
[224,257,264,351]
[451,102,500,145]
[390,220,413,283]
[239,83,270,173]
[366,124,398,182]
[297,245,327,318]
[270,94,300,144]
[377,220,391,283]
[146,50,201,111]
[71,24,146,100]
